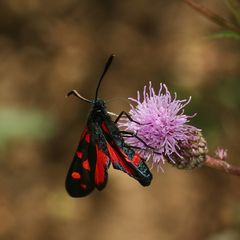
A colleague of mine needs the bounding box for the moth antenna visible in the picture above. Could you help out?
[95,54,115,102]
[67,90,92,103]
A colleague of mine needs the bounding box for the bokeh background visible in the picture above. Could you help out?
[0,0,240,240]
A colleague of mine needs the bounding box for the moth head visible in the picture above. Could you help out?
[93,99,106,112]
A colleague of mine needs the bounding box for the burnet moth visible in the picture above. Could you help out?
[65,55,152,197]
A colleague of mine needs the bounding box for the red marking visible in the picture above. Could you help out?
[76,151,83,159]
[71,172,81,179]
[95,145,109,185]
[132,153,141,166]
[101,122,109,133]
[106,143,134,175]
[80,183,87,189]
[80,128,87,140]
[85,134,90,143]
[82,160,90,171]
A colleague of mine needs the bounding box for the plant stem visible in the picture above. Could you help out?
[204,155,240,176]
[183,0,240,33]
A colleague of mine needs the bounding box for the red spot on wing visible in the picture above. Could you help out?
[85,134,90,143]
[132,153,141,166]
[76,151,83,159]
[101,122,109,133]
[71,172,81,179]
[95,145,109,186]
[106,143,134,175]
[80,128,87,140]
[82,160,90,171]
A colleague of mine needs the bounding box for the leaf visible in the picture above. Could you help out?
[208,30,240,40]
[225,0,240,25]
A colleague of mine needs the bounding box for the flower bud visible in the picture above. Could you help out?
[167,129,208,169]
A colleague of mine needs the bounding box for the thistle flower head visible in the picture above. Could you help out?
[119,82,207,169]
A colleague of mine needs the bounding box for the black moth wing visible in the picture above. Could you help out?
[87,117,111,191]
[65,128,95,197]
[100,112,153,186]
[65,105,111,197]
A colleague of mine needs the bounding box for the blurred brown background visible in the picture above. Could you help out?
[0,0,240,240]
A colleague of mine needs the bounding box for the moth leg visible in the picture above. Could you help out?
[120,131,155,150]
[123,144,162,156]
[114,111,141,124]
[107,111,118,117]
[122,139,162,156]
[124,145,145,150]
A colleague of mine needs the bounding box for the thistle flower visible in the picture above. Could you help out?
[118,82,208,170]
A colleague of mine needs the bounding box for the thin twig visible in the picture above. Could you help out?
[183,0,240,33]
[204,155,240,176]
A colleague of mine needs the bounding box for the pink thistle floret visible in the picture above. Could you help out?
[118,82,199,169]
[215,148,228,161]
